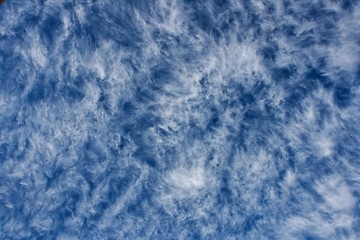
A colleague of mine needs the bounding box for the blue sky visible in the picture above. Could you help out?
[1,0,360,239]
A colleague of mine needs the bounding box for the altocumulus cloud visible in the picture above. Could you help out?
[0,0,360,239]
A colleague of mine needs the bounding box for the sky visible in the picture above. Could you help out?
[1,0,360,239]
